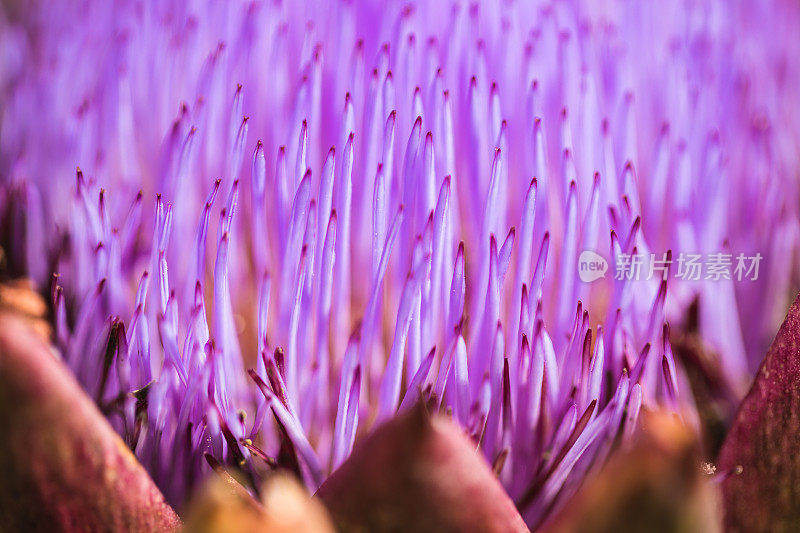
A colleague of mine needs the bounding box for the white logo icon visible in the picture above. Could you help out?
[578,250,608,282]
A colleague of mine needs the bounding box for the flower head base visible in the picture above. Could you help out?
[1,0,799,527]
[0,313,180,532]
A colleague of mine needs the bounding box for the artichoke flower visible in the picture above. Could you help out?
[1,0,800,531]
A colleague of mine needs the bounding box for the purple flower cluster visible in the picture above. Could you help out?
[1,0,799,527]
